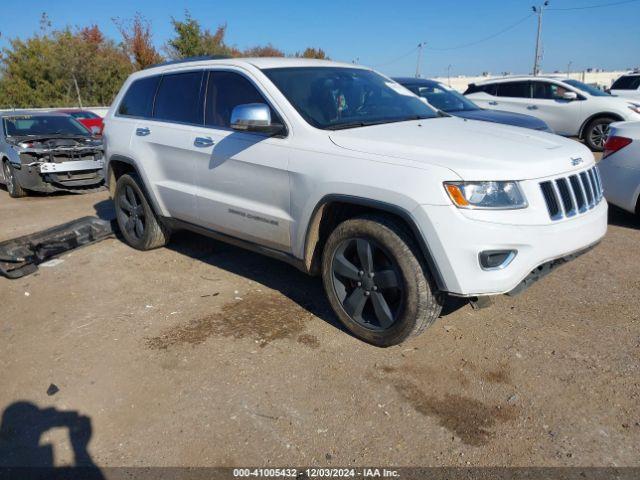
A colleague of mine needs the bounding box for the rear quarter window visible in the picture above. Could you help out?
[117,76,161,118]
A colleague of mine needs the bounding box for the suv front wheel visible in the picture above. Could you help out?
[114,173,170,250]
[321,214,443,347]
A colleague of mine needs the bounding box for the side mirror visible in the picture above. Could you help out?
[562,91,578,101]
[230,103,283,135]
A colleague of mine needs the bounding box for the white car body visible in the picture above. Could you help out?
[610,73,640,100]
[599,121,640,214]
[464,76,640,141]
[103,58,607,298]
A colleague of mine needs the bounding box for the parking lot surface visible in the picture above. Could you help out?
[1,187,639,467]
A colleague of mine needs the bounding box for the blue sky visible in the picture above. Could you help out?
[1,0,638,77]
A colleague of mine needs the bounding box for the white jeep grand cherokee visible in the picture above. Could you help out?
[103,57,607,347]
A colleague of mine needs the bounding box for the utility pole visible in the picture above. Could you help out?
[532,1,549,76]
[415,42,426,78]
[447,64,452,86]
[72,74,83,109]
[567,61,573,78]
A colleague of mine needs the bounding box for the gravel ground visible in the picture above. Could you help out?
[0,184,639,470]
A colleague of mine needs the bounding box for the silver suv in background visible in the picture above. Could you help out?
[464,76,640,151]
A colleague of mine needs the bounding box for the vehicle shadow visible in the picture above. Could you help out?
[0,401,104,479]
[96,197,468,338]
[608,205,639,230]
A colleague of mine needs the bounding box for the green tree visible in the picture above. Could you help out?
[0,23,132,108]
[166,11,238,58]
[243,44,285,57]
[295,47,329,59]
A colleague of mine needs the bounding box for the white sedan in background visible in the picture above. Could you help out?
[599,121,640,215]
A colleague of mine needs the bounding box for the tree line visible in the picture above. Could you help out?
[0,12,328,109]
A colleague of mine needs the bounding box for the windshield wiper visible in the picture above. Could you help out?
[326,116,438,131]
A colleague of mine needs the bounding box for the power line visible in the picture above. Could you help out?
[372,46,419,67]
[549,0,639,10]
[426,13,534,51]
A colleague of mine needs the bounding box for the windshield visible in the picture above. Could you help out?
[564,79,609,97]
[3,115,90,137]
[263,67,439,130]
[404,82,479,112]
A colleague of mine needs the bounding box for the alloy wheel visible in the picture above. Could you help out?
[590,123,610,149]
[3,162,14,194]
[118,184,146,240]
[330,237,404,331]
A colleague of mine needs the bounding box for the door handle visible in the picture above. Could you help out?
[194,136,215,148]
[527,105,538,110]
[488,101,498,106]
[135,127,150,136]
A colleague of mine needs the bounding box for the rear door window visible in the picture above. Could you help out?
[118,76,160,118]
[154,71,205,124]
[496,81,531,98]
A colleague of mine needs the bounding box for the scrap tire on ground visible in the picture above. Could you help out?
[321,213,443,347]
[114,173,170,250]
[3,161,27,198]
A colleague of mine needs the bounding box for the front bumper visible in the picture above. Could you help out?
[413,200,608,296]
[14,159,105,192]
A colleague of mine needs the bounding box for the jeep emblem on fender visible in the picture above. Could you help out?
[571,157,583,166]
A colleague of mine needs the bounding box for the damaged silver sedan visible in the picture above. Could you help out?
[0,111,104,197]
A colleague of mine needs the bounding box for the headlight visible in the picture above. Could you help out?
[444,181,528,209]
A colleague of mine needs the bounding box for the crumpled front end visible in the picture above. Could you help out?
[12,137,105,193]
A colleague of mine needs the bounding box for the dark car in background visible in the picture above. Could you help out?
[394,77,552,132]
[57,109,104,135]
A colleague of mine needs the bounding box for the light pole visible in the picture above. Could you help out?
[567,61,573,77]
[415,42,426,78]
[447,64,452,86]
[532,1,549,76]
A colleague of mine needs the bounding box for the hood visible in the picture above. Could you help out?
[453,109,551,131]
[328,117,593,180]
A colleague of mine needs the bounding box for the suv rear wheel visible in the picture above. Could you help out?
[114,173,170,250]
[584,116,615,151]
[321,214,443,347]
[3,160,27,198]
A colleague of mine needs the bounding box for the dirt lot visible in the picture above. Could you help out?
[1,185,639,469]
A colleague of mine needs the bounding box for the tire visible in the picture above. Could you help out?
[2,160,27,198]
[321,214,443,347]
[114,173,170,250]
[583,117,615,152]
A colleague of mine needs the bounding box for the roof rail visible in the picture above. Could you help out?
[146,55,231,69]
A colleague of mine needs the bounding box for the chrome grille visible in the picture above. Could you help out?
[540,166,603,221]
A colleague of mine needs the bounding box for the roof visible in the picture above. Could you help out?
[141,56,367,75]
[471,75,571,85]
